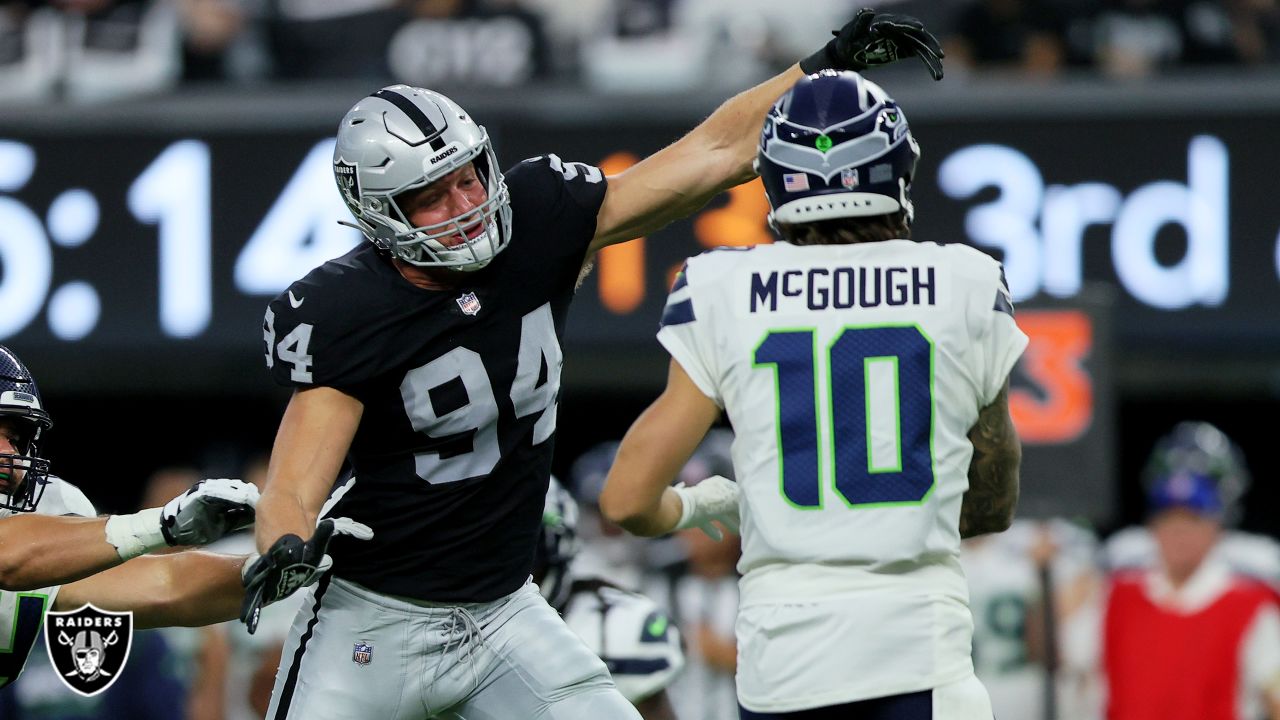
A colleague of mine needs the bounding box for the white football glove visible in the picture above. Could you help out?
[161,477,259,546]
[104,477,259,560]
[672,475,740,541]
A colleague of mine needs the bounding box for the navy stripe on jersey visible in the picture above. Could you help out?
[660,299,695,327]
[993,287,1014,316]
[372,89,446,150]
[273,574,333,720]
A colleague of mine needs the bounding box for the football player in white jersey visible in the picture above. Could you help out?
[534,477,684,719]
[0,345,274,687]
[599,70,1028,719]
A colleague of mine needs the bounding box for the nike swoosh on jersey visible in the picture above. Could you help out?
[288,291,305,308]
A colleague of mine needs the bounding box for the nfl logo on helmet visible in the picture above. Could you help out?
[352,641,373,666]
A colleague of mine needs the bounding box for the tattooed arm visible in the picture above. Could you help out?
[960,381,1022,538]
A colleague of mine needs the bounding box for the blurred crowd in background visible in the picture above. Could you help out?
[2,420,1275,719]
[1,0,1280,103]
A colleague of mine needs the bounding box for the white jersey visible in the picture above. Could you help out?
[658,240,1028,707]
[560,579,684,703]
[0,475,96,688]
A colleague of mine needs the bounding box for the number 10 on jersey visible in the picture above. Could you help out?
[753,325,936,509]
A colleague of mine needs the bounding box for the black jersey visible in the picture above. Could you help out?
[263,155,607,602]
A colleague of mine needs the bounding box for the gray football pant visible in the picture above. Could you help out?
[266,576,642,720]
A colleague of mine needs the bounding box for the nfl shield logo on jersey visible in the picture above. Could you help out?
[44,604,133,697]
[841,168,859,189]
[456,292,482,316]
[352,641,374,666]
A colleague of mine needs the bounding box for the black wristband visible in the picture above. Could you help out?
[799,40,842,74]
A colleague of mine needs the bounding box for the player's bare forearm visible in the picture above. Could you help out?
[55,551,249,627]
[960,383,1021,538]
[600,397,689,535]
[257,386,362,552]
[0,514,121,590]
[601,359,720,536]
[589,65,803,252]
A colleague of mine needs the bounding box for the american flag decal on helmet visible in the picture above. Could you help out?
[352,641,373,666]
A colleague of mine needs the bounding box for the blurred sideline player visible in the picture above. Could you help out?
[1104,421,1280,585]
[1062,422,1280,720]
[533,477,684,720]
[0,345,262,687]
[242,9,945,720]
[960,518,1101,720]
[600,70,1026,719]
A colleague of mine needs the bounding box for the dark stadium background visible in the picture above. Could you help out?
[6,77,1280,541]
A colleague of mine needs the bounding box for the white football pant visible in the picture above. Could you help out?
[267,577,641,719]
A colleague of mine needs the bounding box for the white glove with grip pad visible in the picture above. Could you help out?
[672,475,740,541]
[161,477,259,546]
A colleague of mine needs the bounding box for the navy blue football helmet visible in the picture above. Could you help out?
[1141,421,1249,524]
[757,70,920,229]
[0,346,52,513]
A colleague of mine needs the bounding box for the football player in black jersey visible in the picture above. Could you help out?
[244,9,945,719]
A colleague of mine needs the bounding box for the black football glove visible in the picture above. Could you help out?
[800,8,945,81]
[239,517,373,634]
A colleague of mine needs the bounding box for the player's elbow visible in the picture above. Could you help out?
[598,478,655,534]
[597,482,636,528]
[0,555,31,591]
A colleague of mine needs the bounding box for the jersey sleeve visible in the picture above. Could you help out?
[967,256,1029,406]
[504,154,607,266]
[39,476,96,518]
[263,270,387,391]
[1243,602,1280,704]
[656,259,724,407]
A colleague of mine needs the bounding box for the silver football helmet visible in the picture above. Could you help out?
[332,85,513,271]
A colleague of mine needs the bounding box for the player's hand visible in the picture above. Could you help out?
[160,478,259,546]
[672,475,740,541]
[800,8,945,81]
[239,517,373,634]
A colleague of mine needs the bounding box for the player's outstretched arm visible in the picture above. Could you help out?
[960,381,1022,538]
[54,551,250,628]
[587,8,943,254]
[0,478,258,591]
[255,386,362,555]
[600,359,724,537]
